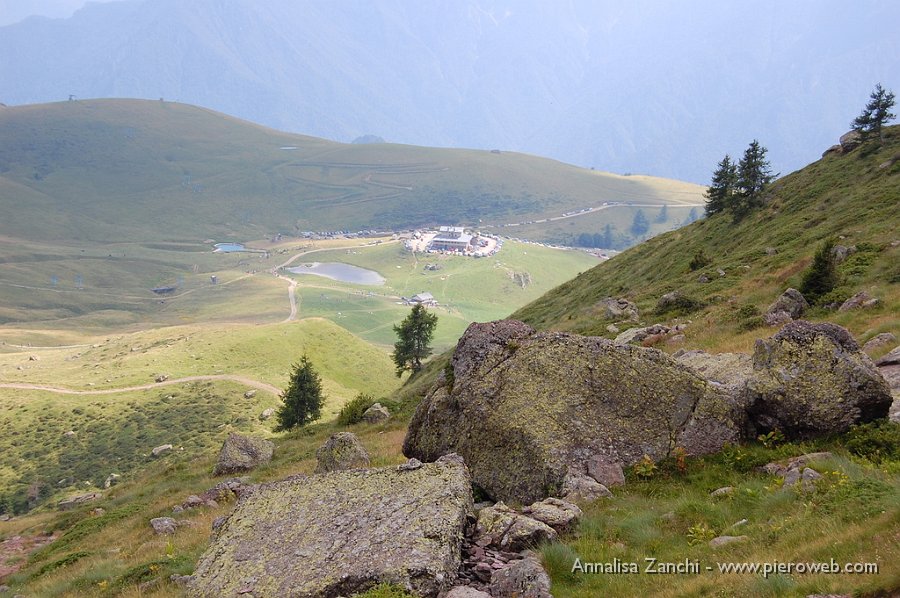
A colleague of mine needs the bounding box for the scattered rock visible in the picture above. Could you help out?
[151,444,173,457]
[606,324,619,334]
[399,457,423,471]
[614,323,673,345]
[863,333,896,351]
[259,407,275,420]
[597,297,639,321]
[155,374,169,383]
[361,402,391,423]
[717,268,726,277]
[446,586,492,598]
[585,456,625,488]
[562,471,613,503]
[765,288,808,321]
[710,486,734,498]
[63,430,76,438]
[314,432,370,473]
[212,433,274,476]
[839,130,862,152]
[657,291,685,311]
[28,355,39,361]
[709,535,748,548]
[667,334,686,344]
[762,452,834,478]
[839,291,879,311]
[0,584,9,593]
[764,247,778,255]
[190,459,472,597]
[831,245,857,265]
[404,320,743,504]
[170,575,194,587]
[521,497,582,532]
[104,473,121,489]
[150,517,178,535]
[489,552,552,598]
[763,310,793,327]
[800,468,822,493]
[746,321,892,437]
[243,390,256,399]
[57,492,102,510]
[475,503,558,551]
[697,274,710,283]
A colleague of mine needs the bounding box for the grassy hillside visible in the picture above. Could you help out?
[513,126,900,351]
[0,99,703,246]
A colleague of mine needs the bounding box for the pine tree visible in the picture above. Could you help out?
[799,238,838,304]
[735,140,775,215]
[601,223,614,248]
[630,209,649,237]
[392,304,438,377]
[852,83,896,143]
[275,355,325,431]
[655,204,669,223]
[704,154,737,216]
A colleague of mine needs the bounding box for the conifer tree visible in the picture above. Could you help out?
[799,238,838,305]
[630,209,649,237]
[392,304,438,376]
[275,355,325,431]
[852,83,896,143]
[735,140,775,214]
[704,154,737,216]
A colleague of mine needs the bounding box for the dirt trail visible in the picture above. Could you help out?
[0,374,281,396]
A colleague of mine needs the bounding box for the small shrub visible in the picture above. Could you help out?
[689,249,712,271]
[736,303,760,319]
[686,522,715,546]
[336,393,376,426]
[845,420,900,463]
[738,315,764,331]
[758,429,785,449]
[633,454,658,479]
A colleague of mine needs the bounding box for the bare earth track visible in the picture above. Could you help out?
[0,374,282,396]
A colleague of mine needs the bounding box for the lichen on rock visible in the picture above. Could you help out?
[189,458,472,597]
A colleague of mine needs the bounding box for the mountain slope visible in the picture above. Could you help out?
[0,0,897,182]
[0,98,701,246]
[513,127,900,349]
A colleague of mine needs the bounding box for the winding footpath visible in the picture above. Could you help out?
[0,374,282,397]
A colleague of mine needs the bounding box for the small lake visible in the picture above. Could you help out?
[213,243,247,253]
[286,262,385,285]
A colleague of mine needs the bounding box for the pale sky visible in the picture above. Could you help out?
[0,0,125,26]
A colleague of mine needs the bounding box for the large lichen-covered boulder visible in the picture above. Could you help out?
[403,320,743,504]
[764,287,809,323]
[314,432,370,473]
[212,433,274,476]
[745,320,892,436]
[190,455,472,597]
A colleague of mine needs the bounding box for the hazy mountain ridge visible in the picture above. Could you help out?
[1,0,897,182]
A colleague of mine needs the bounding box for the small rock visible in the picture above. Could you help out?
[585,456,625,487]
[150,517,178,535]
[710,486,734,498]
[170,575,194,587]
[766,288,809,321]
[184,495,204,508]
[800,468,822,493]
[489,552,552,598]
[57,492,102,510]
[831,245,857,265]
[764,247,778,255]
[155,374,169,383]
[728,518,748,530]
[259,407,275,420]
[839,291,879,312]
[709,535,748,548]
[315,432,370,473]
[697,275,710,283]
[717,268,726,277]
[172,505,184,513]
[667,334,686,344]
[476,503,558,551]
[63,430,76,438]
[839,130,862,152]
[243,390,257,399]
[863,333,897,352]
[151,444,173,457]
[606,323,620,334]
[446,586,492,598]
[521,497,582,532]
[561,471,612,502]
[104,473,121,489]
[28,354,39,361]
[361,402,391,423]
[212,433,274,476]
[398,458,423,471]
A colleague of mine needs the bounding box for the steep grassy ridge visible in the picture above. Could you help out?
[514,127,900,349]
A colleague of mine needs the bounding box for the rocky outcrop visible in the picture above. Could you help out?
[212,433,274,476]
[190,455,472,597]
[404,320,743,504]
[839,130,862,152]
[746,321,892,436]
[57,492,102,511]
[474,503,558,551]
[314,432,370,473]
[764,288,808,325]
[151,444,173,457]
